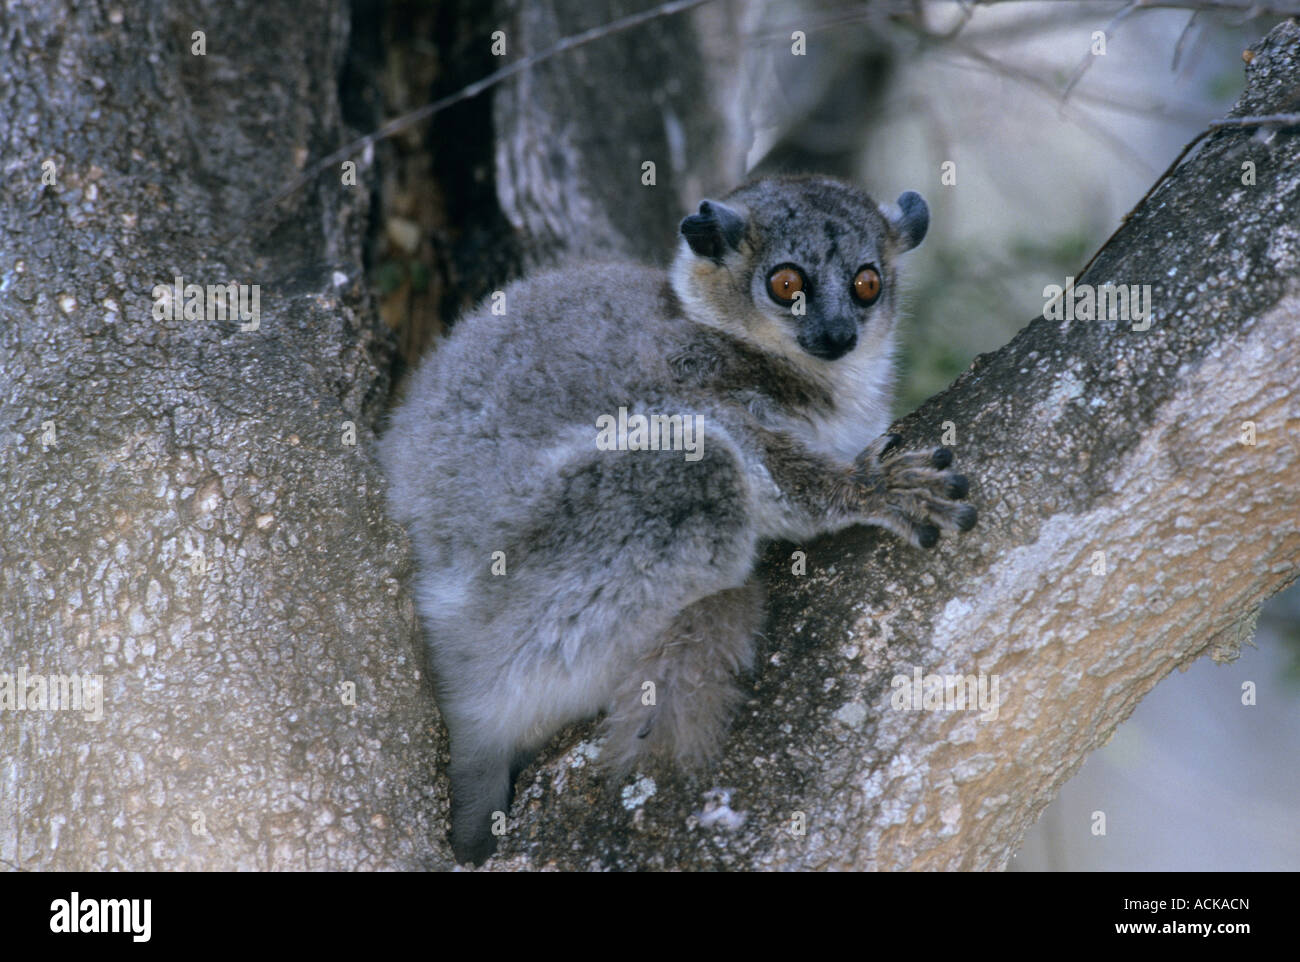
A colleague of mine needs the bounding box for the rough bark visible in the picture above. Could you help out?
[2,0,1296,872]
[0,0,446,870]
[492,0,751,269]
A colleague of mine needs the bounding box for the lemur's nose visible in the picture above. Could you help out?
[813,327,857,361]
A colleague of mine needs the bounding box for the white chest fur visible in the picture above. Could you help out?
[800,337,897,463]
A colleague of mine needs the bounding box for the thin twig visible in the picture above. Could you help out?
[915,0,977,42]
[262,0,716,212]
[1208,112,1300,129]
[966,0,1300,15]
[1171,8,1202,72]
[933,51,1209,123]
[1060,0,1140,102]
[933,39,1157,175]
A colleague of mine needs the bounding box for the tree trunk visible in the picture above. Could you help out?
[2,0,1296,871]
[1,0,446,870]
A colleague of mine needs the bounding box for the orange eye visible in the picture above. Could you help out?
[768,266,804,304]
[853,266,882,304]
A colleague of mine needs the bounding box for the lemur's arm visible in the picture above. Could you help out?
[752,430,977,549]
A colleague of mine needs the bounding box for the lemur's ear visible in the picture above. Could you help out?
[882,190,929,253]
[680,200,746,261]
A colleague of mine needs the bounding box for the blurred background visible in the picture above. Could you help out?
[362,0,1300,869]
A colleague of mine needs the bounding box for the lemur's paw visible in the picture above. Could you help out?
[851,436,977,549]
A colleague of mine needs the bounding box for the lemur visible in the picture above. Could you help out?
[379,175,976,864]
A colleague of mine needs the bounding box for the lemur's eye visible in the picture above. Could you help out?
[767,266,805,305]
[852,266,882,305]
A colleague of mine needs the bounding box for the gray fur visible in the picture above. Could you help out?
[379,174,976,864]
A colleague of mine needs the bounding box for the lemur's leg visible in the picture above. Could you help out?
[442,440,759,861]
[754,430,977,548]
[602,579,764,773]
[444,725,552,866]
[445,734,515,866]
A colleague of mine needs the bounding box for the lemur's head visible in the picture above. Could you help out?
[671,175,928,366]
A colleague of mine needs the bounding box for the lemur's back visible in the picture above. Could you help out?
[382,261,695,557]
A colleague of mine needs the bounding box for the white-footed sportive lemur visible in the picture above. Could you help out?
[380,174,976,864]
